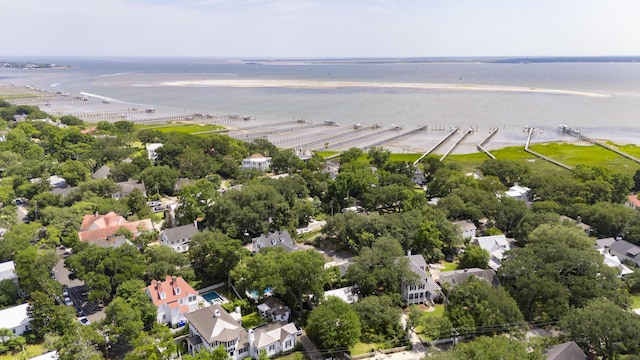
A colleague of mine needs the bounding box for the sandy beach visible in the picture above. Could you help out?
[160,79,610,98]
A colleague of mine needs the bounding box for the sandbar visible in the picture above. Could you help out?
[160,79,609,98]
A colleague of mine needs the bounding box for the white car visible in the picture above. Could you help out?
[78,317,91,326]
[63,297,73,306]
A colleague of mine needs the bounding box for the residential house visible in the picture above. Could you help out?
[160,223,199,253]
[252,230,297,253]
[324,286,359,304]
[542,341,588,360]
[145,275,206,326]
[401,252,441,305]
[146,143,163,161]
[0,260,18,284]
[185,304,298,360]
[627,194,640,211]
[608,239,640,268]
[77,211,152,244]
[91,165,111,180]
[597,248,633,277]
[0,303,31,336]
[454,220,477,240]
[257,297,290,323]
[504,183,531,201]
[30,175,67,189]
[471,235,512,270]
[242,153,271,171]
[294,149,313,162]
[438,268,499,288]
[560,215,593,237]
[112,180,146,199]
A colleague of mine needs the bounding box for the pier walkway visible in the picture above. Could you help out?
[477,127,499,159]
[441,128,473,161]
[413,127,458,165]
[361,125,428,151]
[525,128,572,170]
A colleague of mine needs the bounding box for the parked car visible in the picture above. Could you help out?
[63,297,73,306]
[78,317,90,326]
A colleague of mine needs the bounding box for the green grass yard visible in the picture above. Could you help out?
[350,342,380,355]
[242,312,267,329]
[0,343,46,360]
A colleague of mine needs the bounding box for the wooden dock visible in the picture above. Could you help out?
[476,127,499,159]
[441,128,473,161]
[560,125,640,164]
[525,128,572,170]
[413,127,458,165]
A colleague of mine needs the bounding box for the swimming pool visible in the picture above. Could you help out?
[201,290,223,304]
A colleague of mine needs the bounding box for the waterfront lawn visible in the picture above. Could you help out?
[528,142,639,175]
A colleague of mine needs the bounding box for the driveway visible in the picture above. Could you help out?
[53,247,106,322]
[298,329,324,360]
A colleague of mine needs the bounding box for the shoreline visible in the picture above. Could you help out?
[1,84,635,156]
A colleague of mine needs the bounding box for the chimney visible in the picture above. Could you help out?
[248,329,255,354]
[155,280,160,290]
[576,216,582,224]
[235,306,241,316]
[171,276,177,286]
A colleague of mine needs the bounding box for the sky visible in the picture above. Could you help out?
[1,0,639,58]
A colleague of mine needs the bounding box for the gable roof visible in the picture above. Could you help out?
[473,235,511,270]
[115,180,146,196]
[0,303,30,331]
[162,223,198,243]
[185,304,244,343]
[252,230,297,252]
[439,268,499,287]
[261,297,290,316]
[91,165,111,180]
[609,239,640,260]
[406,254,441,292]
[78,212,152,243]
[146,275,198,307]
[596,237,616,249]
[253,322,298,349]
[0,260,17,282]
[543,341,587,360]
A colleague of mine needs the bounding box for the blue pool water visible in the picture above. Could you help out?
[202,291,222,303]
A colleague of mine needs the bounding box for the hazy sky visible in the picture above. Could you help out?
[2,0,638,58]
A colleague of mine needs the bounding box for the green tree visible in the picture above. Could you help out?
[458,245,489,269]
[444,277,525,336]
[126,187,150,218]
[270,149,304,174]
[189,230,249,286]
[182,346,229,360]
[0,279,20,307]
[560,298,640,360]
[104,297,144,344]
[306,297,361,351]
[367,146,391,168]
[352,295,403,343]
[124,324,177,360]
[429,336,544,360]
[138,166,180,196]
[56,160,91,187]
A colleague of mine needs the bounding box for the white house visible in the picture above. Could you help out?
[597,248,634,277]
[242,153,271,171]
[257,297,290,323]
[0,260,18,284]
[252,230,297,253]
[185,304,297,360]
[401,252,441,305]
[504,183,531,201]
[146,143,163,161]
[0,303,31,336]
[471,235,512,270]
[145,276,206,326]
[160,223,199,253]
[453,220,477,240]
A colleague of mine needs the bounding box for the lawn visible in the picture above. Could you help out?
[439,261,458,272]
[350,342,379,355]
[276,352,306,359]
[0,343,46,360]
[422,304,445,318]
[242,312,267,329]
[631,294,640,309]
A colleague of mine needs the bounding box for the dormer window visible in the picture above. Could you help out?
[159,291,166,300]
[174,287,181,295]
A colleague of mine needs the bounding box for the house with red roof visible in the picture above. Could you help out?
[145,275,206,326]
[77,212,152,244]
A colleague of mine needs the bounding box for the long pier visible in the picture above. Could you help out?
[525,128,572,170]
[476,127,499,159]
[441,128,473,161]
[361,125,428,151]
[413,127,458,165]
[560,125,640,164]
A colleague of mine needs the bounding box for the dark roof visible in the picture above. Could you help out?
[184,304,243,344]
[162,224,198,242]
[543,341,587,360]
[91,165,111,180]
[115,180,146,196]
[595,237,616,249]
[439,268,499,287]
[609,239,640,260]
[263,297,290,316]
[252,230,297,252]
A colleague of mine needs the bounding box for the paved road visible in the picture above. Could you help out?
[298,329,325,360]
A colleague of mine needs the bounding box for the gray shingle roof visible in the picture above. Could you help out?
[543,341,587,360]
[252,230,297,252]
[439,268,498,287]
[184,305,243,344]
[162,223,198,243]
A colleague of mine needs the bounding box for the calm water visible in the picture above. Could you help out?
[2,57,640,144]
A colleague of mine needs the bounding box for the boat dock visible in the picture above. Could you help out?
[361,125,428,151]
[440,128,473,161]
[413,127,458,165]
[525,128,572,170]
[476,127,499,159]
[560,125,640,164]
